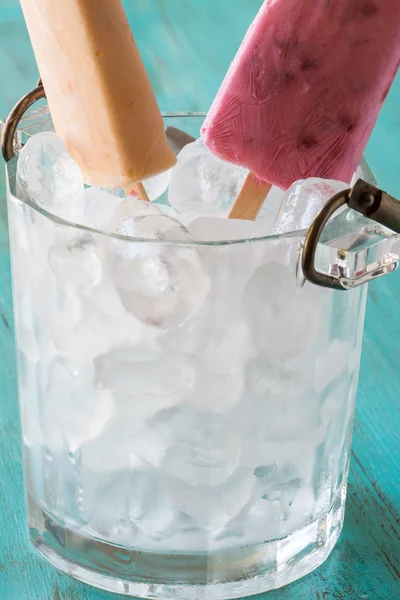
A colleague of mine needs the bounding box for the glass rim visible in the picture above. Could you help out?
[6,110,308,247]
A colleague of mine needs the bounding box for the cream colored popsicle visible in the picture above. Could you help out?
[19,0,176,189]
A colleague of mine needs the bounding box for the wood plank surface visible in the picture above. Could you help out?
[0,1,398,599]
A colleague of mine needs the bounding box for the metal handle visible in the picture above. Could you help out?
[348,179,400,234]
[302,180,400,290]
[1,78,45,162]
[302,190,350,290]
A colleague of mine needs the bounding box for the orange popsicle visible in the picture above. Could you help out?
[20,0,176,190]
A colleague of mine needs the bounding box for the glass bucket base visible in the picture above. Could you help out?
[28,485,346,599]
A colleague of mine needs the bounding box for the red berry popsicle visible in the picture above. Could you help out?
[202,0,400,220]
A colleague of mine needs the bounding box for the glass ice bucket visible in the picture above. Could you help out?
[3,108,400,599]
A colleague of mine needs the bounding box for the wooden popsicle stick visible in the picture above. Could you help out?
[229,172,272,221]
[123,182,150,201]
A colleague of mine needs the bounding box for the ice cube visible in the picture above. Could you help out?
[188,322,253,413]
[319,374,353,438]
[230,360,313,462]
[273,178,349,235]
[18,355,45,447]
[85,187,162,232]
[90,351,193,468]
[153,202,181,221]
[79,419,169,474]
[112,212,186,240]
[230,394,279,457]
[94,346,195,401]
[253,438,316,486]
[279,486,315,536]
[245,497,281,541]
[133,484,178,543]
[74,296,143,370]
[158,408,242,487]
[14,289,40,364]
[142,169,172,201]
[167,468,253,537]
[248,478,313,541]
[32,273,81,357]
[48,232,102,292]
[250,467,305,535]
[16,132,85,221]
[80,470,178,545]
[201,321,252,376]
[82,483,141,545]
[314,339,351,393]
[111,215,211,330]
[161,301,254,413]
[82,187,124,229]
[197,222,268,295]
[160,310,207,357]
[112,209,186,242]
[7,199,43,288]
[85,275,128,320]
[267,391,320,443]
[257,185,286,223]
[168,138,248,219]
[244,261,322,363]
[86,169,171,212]
[32,269,141,372]
[245,358,311,399]
[187,217,263,241]
[43,361,114,451]
[237,359,314,449]
[253,464,300,498]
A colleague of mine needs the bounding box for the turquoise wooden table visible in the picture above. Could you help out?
[0,1,399,599]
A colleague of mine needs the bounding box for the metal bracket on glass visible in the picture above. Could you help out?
[302,180,400,290]
[1,78,45,162]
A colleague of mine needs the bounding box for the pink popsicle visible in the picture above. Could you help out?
[202,0,400,191]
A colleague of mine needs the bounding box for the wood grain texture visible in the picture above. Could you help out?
[0,1,399,599]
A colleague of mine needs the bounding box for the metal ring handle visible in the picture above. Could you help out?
[302,190,350,290]
[1,82,46,162]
